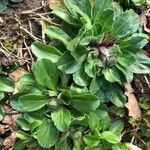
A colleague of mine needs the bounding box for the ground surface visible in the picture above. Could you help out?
[0,1,150,149]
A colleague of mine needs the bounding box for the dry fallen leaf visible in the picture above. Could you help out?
[127,143,142,150]
[140,10,150,33]
[124,83,142,119]
[3,132,16,150]
[9,68,28,82]
[49,0,65,10]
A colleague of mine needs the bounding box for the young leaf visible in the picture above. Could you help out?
[51,107,72,132]
[37,118,59,148]
[31,42,62,63]
[0,78,14,92]
[44,26,71,45]
[32,59,58,90]
[71,94,100,113]
[19,95,48,112]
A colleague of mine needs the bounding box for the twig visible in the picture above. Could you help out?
[20,26,40,41]
[36,13,61,26]
[23,39,34,62]
[21,2,48,14]
[28,20,33,35]
[144,75,150,88]
[0,42,31,64]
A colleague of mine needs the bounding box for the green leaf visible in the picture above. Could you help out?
[95,9,114,31]
[0,78,14,92]
[116,63,134,83]
[37,118,59,148]
[110,44,122,57]
[60,91,72,105]
[52,9,76,25]
[88,110,110,132]
[78,0,92,18]
[119,33,149,52]
[10,93,32,112]
[16,131,30,140]
[0,0,8,13]
[51,107,72,132]
[67,28,86,51]
[19,95,47,112]
[91,23,102,37]
[83,135,100,146]
[112,144,128,150]
[103,67,122,84]
[93,0,112,20]
[44,26,71,45]
[84,59,99,78]
[71,94,100,113]
[57,52,82,74]
[32,59,58,90]
[108,85,126,107]
[16,74,42,94]
[0,92,4,101]
[63,0,78,19]
[31,42,62,63]
[130,53,150,74]
[0,105,4,121]
[109,120,124,135]
[112,10,139,38]
[73,66,90,87]
[70,83,89,94]
[16,118,30,131]
[24,111,44,124]
[117,52,136,68]
[90,76,101,94]
[13,140,25,150]
[101,131,120,144]
[10,0,23,3]
[70,45,87,61]
[71,5,92,29]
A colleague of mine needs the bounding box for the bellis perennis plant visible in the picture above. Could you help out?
[31,0,150,107]
[10,0,150,149]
